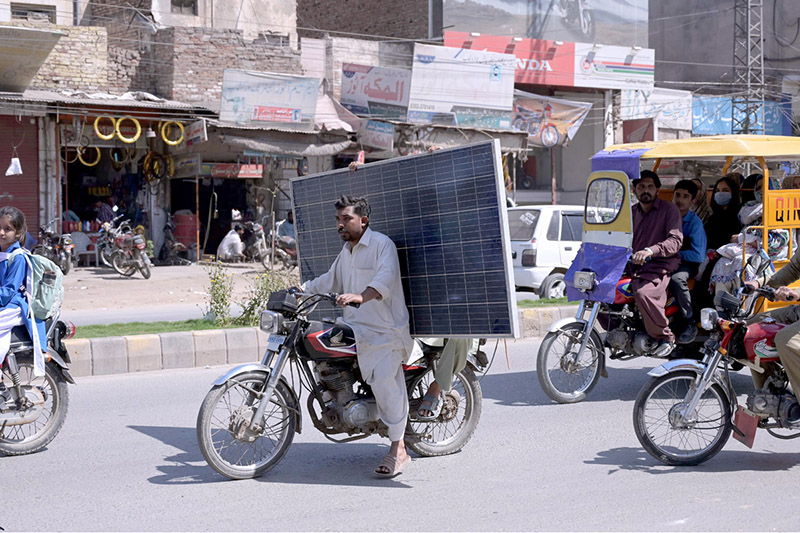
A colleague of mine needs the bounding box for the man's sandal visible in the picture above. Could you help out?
[375,454,411,478]
[417,393,443,421]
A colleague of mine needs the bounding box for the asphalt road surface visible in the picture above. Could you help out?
[4,339,800,531]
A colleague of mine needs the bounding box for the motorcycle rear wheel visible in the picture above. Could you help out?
[405,366,482,456]
[633,370,732,466]
[0,359,69,456]
[111,251,136,277]
[537,323,602,404]
[197,372,297,480]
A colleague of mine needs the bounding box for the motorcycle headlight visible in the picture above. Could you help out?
[259,310,282,333]
[700,308,719,331]
[573,271,596,292]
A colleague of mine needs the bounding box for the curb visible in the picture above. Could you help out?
[63,306,579,378]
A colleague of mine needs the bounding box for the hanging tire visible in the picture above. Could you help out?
[0,359,69,456]
[111,251,135,277]
[197,372,297,480]
[405,366,482,456]
[539,273,566,299]
[633,370,732,466]
[537,322,603,403]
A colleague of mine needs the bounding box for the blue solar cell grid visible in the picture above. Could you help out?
[291,140,517,337]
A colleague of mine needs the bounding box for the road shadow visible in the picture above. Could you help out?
[478,365,755,407]
[129,425,412,488]
[586,445,800,474]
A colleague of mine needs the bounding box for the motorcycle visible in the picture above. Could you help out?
[97,215,131,268]
[33,220,73,275]
[631,250,795,466]
[241,220,272,269]
[559,0,595,40]
[111,230,152,279]
[0,311,76,455]
[158,214,190,266]
[196,290,486,480]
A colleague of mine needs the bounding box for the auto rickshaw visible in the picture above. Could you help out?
[536,134,800,404]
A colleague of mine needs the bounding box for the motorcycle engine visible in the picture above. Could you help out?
[632,333,658,355]
[606,329,631,351]
[747,390,800,425]
[342,399,379,428]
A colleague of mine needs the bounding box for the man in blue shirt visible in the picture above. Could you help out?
[670,179,708,344]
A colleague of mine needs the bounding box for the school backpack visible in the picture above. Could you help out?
[9,248,64,320]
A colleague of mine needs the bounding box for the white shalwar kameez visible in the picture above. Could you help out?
[302,228,414,442]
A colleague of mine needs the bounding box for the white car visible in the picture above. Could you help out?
[507,205,584,299]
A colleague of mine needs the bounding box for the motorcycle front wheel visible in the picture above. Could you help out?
[405,366,482,456]
[580,8,596,40]
[111,251,136,277]
[138,255,152,279]
[633,370,732,466]
[58,252,71,275]
[197,372,297,480]
[537,323,603,404]
[0,359,69,456]
[99,244,114,267]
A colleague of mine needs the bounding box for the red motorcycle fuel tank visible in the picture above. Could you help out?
[744,321,786,363]
[303,322,358,360]
[614,277,635,304]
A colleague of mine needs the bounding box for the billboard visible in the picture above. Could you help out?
[512,90,592,147]
[340,63,411,120]
[692,97,791,136]
[408,43,516,129]
[219,69,321,130]
[443,0,648,48]
[573,43,654,90]
[621,88,692,130]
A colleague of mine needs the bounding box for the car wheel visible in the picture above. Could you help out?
[539,273,566,299]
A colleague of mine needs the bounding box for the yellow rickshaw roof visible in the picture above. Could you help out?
[602,135,800,161]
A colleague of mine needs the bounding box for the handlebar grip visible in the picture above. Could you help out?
[348,302,361,308]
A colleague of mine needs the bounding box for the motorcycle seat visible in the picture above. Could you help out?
[9,325,32,350]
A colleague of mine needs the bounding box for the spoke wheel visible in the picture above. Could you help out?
[633,370,731,466]
[406,366,482,456]
[0,360,69,455]
[197,372,296,479]
[537,323,602,403]
[111,251,136,277]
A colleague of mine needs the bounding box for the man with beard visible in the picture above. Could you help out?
[301,195,414,478]
[629,170,683,356]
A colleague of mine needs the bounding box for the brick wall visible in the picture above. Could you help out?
[22,24,109,91]
[296,0,439,40]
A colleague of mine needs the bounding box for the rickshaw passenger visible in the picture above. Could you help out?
[629,170,684,356]
[690,177,712,224]
[670,179,707,344]
[704,175,743,250]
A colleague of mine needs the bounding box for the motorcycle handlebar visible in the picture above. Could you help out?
[289,289,361,308]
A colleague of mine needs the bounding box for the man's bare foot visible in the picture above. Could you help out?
[375,441,411,477]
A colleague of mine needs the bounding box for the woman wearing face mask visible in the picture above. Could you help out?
[704,175,743,250]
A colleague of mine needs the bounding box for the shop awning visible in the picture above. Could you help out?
[220,134,353,157]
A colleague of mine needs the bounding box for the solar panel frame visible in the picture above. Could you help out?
[290,139,520,338]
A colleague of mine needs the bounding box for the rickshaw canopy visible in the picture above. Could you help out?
[601,135,800,162]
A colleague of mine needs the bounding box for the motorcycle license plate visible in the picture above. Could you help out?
[267,334,285,352]
[733,406,759,449]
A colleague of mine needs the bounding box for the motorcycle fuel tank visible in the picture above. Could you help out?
[614,277,635,304]
[303,322,358,360]
[744,321,786,363]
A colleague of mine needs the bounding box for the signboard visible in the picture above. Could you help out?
[219,69,320,130]
[765,191,800,229]
[442,0,648,48]
[200,163,264,179]
[171,154,202,179]
[511,90,591,147]
[444,32,576,86]
[185,119,208,146]
[621,88,692,130]
[340,63,410,120]
[693,97,791,136]
[357,120,394,151]
[573,43,654,90]
[408,44,515,129]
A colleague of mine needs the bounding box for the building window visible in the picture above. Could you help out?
[170,0,197,15]
[10,3,57,23]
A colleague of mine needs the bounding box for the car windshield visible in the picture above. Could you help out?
[508,209,540,241]
[585,179,624,224]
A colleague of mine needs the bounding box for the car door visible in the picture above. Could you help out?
[558,211,583,266]
[507,208,540,268]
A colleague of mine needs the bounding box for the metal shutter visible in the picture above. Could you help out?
[0,115,39,232]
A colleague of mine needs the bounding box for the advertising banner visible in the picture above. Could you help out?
[444,31,575,86]
[621,88,692,130]
[442,0,648,48]
[219,69,320,130]
[357,120,395,151]
[408,44,516,129]
[340,63,411,120]
[511,90,591,147]
[573,43,654,90]
[693,97,791,136]
[185,119,208,146]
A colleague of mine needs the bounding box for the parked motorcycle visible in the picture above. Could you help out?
[33,220,73,275]
[0,311,76,456]
[111,230,152,279]
[158,213,190,266]
[97,215,131,268]
[196,290,485,480]
[241,220,272,269]
[632,251,796,466]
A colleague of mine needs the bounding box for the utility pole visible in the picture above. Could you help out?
[732,0,765,134]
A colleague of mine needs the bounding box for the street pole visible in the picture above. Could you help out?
[550,147,556,205]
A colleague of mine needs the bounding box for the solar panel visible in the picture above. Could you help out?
[290,140,519,337]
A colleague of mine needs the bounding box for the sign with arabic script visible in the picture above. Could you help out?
[340,63,410,120]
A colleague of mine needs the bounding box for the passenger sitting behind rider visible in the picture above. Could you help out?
[629,170,684,357]
[670,179,707,344]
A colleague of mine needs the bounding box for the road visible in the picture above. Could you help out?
[5,338,800,531]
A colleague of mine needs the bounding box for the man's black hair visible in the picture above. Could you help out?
[234,223,244,232]
[634,169,661,189]
[334,195,371,218]
[674,179,698,198]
